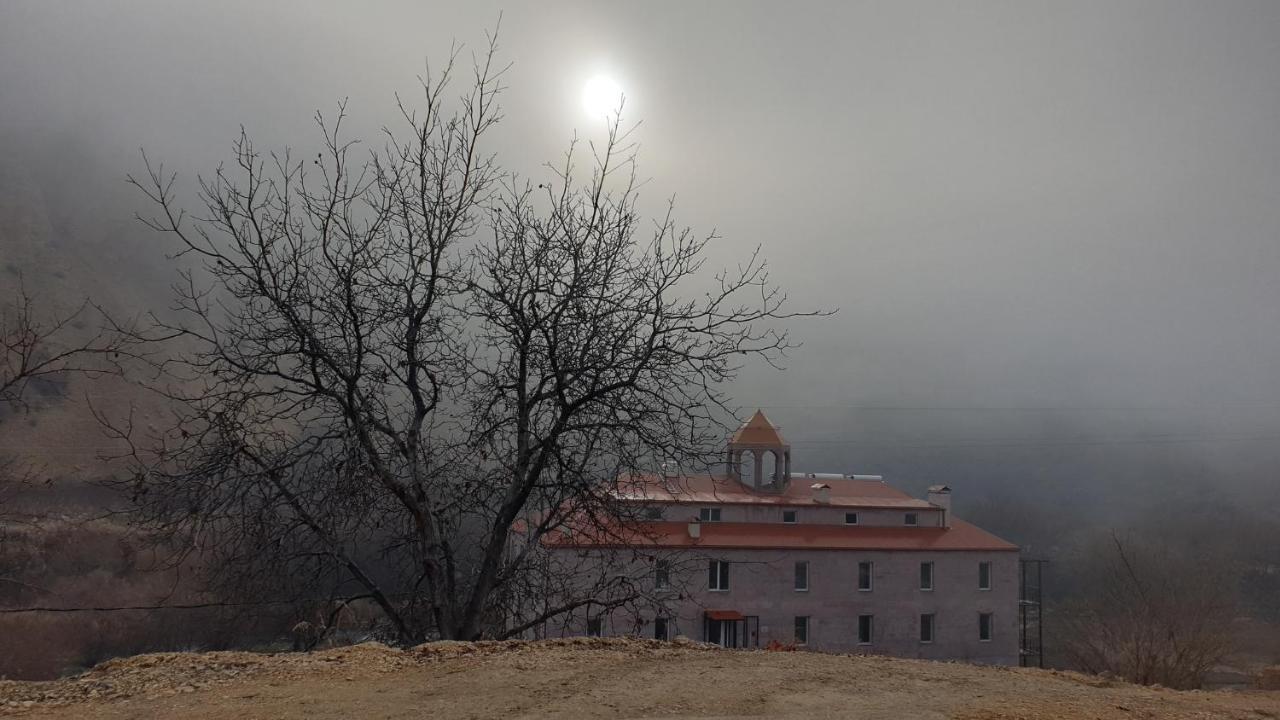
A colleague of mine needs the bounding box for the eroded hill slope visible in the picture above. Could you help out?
[2,638,1279,719]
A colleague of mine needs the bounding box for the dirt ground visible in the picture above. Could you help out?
[2,638,1279,720]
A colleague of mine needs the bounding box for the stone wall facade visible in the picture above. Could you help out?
[554,547,1021,665]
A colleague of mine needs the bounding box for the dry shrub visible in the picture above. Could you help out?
[1059,532,1235,689]
[1257,667,1280,690]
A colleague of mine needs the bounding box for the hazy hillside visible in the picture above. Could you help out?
[3,127,1280,562]
[0,134,171,480]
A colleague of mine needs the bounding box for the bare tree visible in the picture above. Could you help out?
[1,281,135,411]
[1059,531,1236,689]
[2,279,136,505]
[114,35,818,643]
[1,280,138,595]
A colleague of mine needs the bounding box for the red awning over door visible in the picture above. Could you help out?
[705,610,745,621]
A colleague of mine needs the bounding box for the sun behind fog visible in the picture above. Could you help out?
[581,74,624,119]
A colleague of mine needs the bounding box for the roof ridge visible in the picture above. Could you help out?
[729,409,789,447]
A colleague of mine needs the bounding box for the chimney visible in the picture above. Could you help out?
[811,482,831,504]
[687,517,701,539]
[927,485,952,528]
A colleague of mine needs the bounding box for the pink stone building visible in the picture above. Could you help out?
[548,410,1022,664]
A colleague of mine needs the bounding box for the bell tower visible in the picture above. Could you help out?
[726,409,791,491]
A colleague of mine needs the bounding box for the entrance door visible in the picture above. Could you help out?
[704,618,741,648]
[744,615,760,648]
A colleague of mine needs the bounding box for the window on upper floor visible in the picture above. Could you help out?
[708,559,730,591]
[979,561,992,591]
[920,561,935,591]
[794,616,809,645]
[642,505,664,520]
[979,612,993,642]
[905,512,919,526]
[699,507,722,522]
[920,613,935,644]
[782,509,797,524]
[794,560,809,591]
[845,512,859,525]
[858,561,873,591]
[858,614,874,644]
[655,559,671,589]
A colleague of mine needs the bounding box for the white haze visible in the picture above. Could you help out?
[4,1,1280,530]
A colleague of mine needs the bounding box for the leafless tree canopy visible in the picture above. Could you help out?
[114,37,818,642]
[1,281,138,594]
[1058,532,1236,689]
[1,282,135,412]
[2,281,137,497]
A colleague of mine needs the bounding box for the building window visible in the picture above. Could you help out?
[794,561,809,591]
[782,509,797,524]
[643,505,664,520]
[845,512,859,525]
[905,512,918,526]
[920,613,935,644]
[699,507,722,522]
[979,612,993,642]
[708,559,730,591]
[794,616,809,645]
[920,561,934,591]
[655,559,670,589]
[654,617,669,641]
[858,614,874,644]
[858,561,873,591]
[587,617,602,637]
[979,561,991,590]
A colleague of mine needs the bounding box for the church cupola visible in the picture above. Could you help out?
[726,409,791,491]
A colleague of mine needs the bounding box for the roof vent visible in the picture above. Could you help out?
[811,482,831,504]
[927,485,952,528]
[687,517,701,539]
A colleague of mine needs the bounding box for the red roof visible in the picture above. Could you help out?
[615,473,934,510]
[547,518,1018,552]
[730,410,789,447]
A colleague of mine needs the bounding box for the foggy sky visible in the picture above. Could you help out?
[5,1,1280,515]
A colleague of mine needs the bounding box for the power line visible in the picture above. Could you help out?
[0,599,303,615]
[751,402,1280,412]
[17,398,1280,411]
[0,594,406,615]
[788,432,1280,449]
[7,431,1280,456]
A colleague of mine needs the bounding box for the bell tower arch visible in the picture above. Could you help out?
[725,409,791,491]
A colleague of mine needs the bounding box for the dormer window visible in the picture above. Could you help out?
[904,512,918,526]
[782,510,797,524]
[699,507,722,522]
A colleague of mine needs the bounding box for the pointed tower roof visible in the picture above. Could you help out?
[730,409,790,448]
